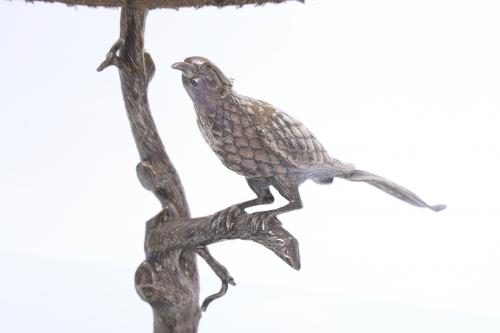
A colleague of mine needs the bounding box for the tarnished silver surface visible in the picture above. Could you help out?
[98,8,302,333]
[173,56,446,218]
[9,0,447,330]
[97,11,445,332]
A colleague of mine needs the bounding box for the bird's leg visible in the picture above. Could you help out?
[223,178,274,232]
[265,197,303,217]
[237,196,274,210]
[236,178,274,211]
[248,180,302,232]
[267,179,303,216]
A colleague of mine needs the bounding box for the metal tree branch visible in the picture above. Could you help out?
[144,205,300,272]
[142,204,300,311]
[98,5,300,332]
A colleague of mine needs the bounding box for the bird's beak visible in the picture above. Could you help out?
[171,62,196,79]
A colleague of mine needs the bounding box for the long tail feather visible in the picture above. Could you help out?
[342,169,446,212]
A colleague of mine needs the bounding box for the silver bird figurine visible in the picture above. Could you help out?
[172,56,446,220]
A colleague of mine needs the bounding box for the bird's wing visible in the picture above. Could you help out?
[244,97,331,168]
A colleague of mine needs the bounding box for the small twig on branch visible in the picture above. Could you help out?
[96,38,130,72]
[195,246,235,311]
[201,281,229,312]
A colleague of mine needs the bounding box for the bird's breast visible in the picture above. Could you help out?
[193,99,282,178]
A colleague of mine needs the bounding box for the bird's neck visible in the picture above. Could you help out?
[193,92,238,120]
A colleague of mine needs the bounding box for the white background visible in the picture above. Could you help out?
[1,1,499,332]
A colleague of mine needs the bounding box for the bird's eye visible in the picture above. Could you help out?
[219,88,228,98]
[190,77,199,86]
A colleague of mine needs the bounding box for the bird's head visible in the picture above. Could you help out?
[171,57,233,102]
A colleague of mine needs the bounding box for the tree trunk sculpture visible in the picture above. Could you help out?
[97,7,300,332]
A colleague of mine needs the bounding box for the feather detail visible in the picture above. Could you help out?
[341,169,446,212]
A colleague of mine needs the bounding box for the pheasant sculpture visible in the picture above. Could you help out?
[172,57,445,220]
